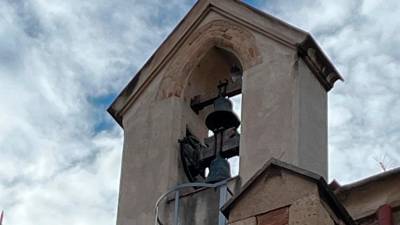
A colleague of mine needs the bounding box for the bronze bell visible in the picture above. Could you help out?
[205,154,231,183]
[205,93,240,132]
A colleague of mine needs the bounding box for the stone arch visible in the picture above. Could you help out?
[157,20,262,100]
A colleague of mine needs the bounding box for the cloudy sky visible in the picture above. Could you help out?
[1,0,399,224]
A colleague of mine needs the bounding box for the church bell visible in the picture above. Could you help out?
[205,85,240,132]
[205,154,231,183]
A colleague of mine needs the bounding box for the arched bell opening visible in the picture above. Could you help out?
[179,46,243,183]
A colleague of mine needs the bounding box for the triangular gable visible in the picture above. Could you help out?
[108,0,342,127]
[221,158,355,225]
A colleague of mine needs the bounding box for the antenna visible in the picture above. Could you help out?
[373,153,395,172]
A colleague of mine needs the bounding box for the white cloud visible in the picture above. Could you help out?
[0,0,194,224]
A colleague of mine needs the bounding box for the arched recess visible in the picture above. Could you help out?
[156,20,262,101]
[159,20,262,179]
[182,46,245,178]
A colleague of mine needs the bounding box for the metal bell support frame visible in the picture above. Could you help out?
[205,82,240,183]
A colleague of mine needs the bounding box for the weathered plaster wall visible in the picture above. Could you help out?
[226,169,339,225]
[239,34,328,184]
[230,217,257,225]
[228,170,319,222]
[298,59,327,178]
[118,78,186,225]
[288,194,320,225]
[239,36,298,184]
[228,195,339,225]
[289,194,339,225]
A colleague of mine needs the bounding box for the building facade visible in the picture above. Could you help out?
[108,1,400,225]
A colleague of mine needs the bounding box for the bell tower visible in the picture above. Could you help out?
[108,0,342,225]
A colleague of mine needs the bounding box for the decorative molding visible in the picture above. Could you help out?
[297,35,343,91]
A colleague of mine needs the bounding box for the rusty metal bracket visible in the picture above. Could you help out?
[179,128,240,183]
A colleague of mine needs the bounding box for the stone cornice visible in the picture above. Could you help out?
[297,35,343,91]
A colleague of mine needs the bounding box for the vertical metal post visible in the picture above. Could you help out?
[218,184,228,225]
[174,191,180,225]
